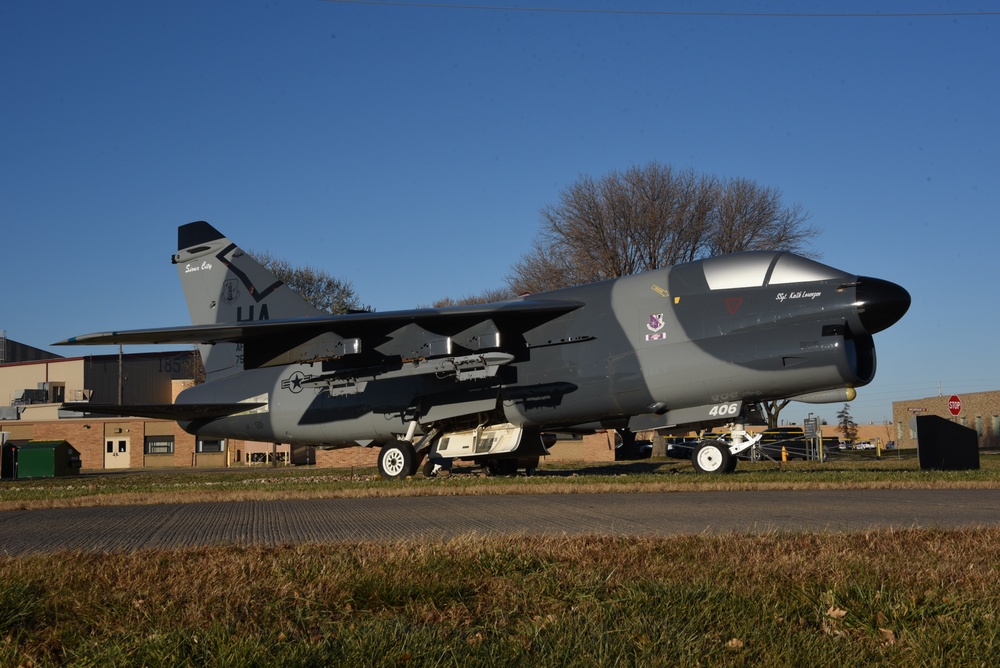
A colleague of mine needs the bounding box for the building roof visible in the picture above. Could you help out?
[0,336,63,365]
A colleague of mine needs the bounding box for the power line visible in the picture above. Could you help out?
[323,1,1000,18]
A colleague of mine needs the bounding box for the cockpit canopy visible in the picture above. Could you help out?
[701,252,850,291]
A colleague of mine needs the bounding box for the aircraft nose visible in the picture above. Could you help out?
[855,276,911,334]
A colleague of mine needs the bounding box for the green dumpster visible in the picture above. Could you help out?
[16,441,82,478]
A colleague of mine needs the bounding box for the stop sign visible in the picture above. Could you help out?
[948,395,962,416]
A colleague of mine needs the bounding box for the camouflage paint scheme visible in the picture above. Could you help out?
[58,222,909,475]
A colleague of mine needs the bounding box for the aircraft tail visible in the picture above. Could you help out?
[174,221,325,378]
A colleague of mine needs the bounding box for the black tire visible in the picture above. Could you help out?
[377,440,415,481]
[487,459,518,476]
[421,457,437,478]
[411,450,426,477]
[691,441,734,474]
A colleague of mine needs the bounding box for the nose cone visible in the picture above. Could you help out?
[856,276,911,334]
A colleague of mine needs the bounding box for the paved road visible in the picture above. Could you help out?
[2,488,999,556]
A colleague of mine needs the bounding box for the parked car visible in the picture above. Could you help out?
[759,427,805,442]
[665,437,699,459]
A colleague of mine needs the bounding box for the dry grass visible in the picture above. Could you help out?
[2,530,999,665]
[2,453,999,511]
[4,454,998,664]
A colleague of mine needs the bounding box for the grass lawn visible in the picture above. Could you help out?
[2,451,998,665]
[2,530,998,666]
[1,449,998,511]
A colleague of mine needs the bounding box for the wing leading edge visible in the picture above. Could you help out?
[53,299,584,348]
[60,402,266,421]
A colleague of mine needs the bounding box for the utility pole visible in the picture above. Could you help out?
[118,345,124,404]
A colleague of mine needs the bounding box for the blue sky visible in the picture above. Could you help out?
[2,1,997,425]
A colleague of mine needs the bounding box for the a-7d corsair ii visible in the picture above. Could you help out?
[58,222,909,478]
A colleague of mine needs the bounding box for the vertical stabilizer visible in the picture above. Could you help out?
[173,221,324,379]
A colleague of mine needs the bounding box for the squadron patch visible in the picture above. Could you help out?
[645,313,666,341]
[222,279,241,305]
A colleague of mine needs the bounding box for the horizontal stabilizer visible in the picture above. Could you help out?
[60,402,265,421]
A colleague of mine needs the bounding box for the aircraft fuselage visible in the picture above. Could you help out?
[176,251,905,446]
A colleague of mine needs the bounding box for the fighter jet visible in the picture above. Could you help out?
[57,221,910,478]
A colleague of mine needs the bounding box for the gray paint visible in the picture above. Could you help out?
[57,222,910,465]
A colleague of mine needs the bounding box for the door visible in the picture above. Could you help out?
[104,438,131,469]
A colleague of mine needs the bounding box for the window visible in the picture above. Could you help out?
[145,436,174,455]
[701,252,850,291]
[768,253,849,286]
[197,439,225,453]
[703,252,775,290]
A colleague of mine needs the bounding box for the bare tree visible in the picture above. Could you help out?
[759,399,791,429]
[509,161,818,294]
[508,164,720,294]
[430,287,517,308]
[708,178,818,256]
[248,249,369,314]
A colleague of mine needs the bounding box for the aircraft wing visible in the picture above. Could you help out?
[54,299,584,369]
[60,402,266,421]
[54,299,582,347]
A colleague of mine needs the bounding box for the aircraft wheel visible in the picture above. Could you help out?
[411,451,426,477]
[691,441,733,474]
[487,459,518,476]
[378,440,415,481]
[421,457,439,478]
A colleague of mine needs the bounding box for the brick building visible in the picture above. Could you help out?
[892,390,1000,449]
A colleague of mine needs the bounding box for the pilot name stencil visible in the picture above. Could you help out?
[775,291,822,302]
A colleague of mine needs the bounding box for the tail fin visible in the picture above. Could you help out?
[174,221,324,378]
